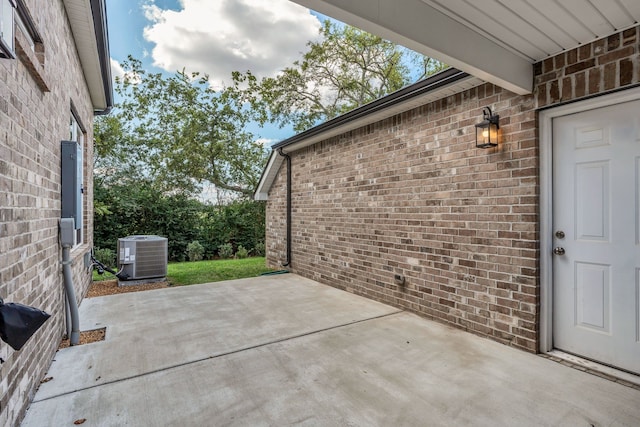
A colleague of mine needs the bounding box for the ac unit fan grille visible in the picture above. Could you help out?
[134,240,167,277]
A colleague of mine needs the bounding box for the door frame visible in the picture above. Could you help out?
[539,86,640,353]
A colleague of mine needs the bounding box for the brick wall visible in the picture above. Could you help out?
[536,26,639,107]
[0,1,95,425]
[265,26,639,354]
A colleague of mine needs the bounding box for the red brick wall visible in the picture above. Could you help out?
[0,1,96,424]
[536,26,639,107]
[265,26,639,353]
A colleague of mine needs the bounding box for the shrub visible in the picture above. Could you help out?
[218,243,233,259]
[93,247,116,268]
[94,180,266,262]
[235,245,248,259]
[187,240,205,262]
[253,241,265,257]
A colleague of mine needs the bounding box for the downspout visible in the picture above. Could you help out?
[277,148,292,267]
[60,218,80,345]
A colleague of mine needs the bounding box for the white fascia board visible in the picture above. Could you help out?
[254,151,284,201]
[291,0,532,95]
[63,0,107,110]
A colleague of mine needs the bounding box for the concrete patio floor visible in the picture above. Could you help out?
[22,274,640,426]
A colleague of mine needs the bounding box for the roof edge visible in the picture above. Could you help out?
[255,68,476,200]
[254,150,283,201]
[272,67,469,152]
[63,0,113,114]
[91,0,113,115]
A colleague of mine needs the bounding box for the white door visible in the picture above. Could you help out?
[553,99,640,375]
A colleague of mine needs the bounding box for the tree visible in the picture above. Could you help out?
[233,21,446,132]
[93,113,147,187]
[112,57,267,197]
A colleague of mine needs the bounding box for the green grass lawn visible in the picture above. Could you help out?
[92,257,276,286]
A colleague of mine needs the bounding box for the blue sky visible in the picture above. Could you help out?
[106,0,328,144]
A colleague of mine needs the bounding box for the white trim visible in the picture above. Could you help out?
[254,151,283,201]
[538,86,640,353]
[291,0,532,94]
[0,0,16,58]
[63,0,108,110]
[547,350,640,386]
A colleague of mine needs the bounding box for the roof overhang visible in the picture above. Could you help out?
[254,68,482,200]
[292,0,531,95]
[63,0,113,114]
[291,0,640,96]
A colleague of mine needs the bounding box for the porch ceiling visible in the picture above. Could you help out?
[291,0,640,95]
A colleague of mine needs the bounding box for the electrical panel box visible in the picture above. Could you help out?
[61,140,83,231]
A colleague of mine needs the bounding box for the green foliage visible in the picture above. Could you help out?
[218,243,233,259]
[187,241,205,262]
[94,200,112,217]
[253,241,265,257]
[232,21,446,132]
[93,114,149,190]
[111,56,268,196]
[94,179,202,262]
[199,199,266,258]
[93,179,266,263]
[93,247,116,268]
[235,245,248,259]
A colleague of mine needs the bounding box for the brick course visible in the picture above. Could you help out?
[266,26,639,354]
[535,26,640,107]
[0,1,95,425]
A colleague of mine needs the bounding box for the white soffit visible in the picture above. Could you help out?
[291,0,640,95]
[63,0,107,110]
[255,152,282,201]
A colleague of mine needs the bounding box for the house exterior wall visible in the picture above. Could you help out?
[0,1,96,425]
[265,26,640,353]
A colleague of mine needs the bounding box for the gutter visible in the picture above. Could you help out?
[254,68,474,201]
[91,0,113,115]
[272,67,469,152]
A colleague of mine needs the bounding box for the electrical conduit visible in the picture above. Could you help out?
[60,218,80,345]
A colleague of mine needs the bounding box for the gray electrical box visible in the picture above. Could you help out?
[61,140,83,231]
[59,218,75,247]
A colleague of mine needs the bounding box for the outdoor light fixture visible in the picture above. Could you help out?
[475,107,499,149]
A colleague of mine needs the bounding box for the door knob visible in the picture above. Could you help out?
[553,247,565,255]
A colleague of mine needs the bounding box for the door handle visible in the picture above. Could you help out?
[553,247,565,255]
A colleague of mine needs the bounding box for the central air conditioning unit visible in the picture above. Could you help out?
[117,235,168,281]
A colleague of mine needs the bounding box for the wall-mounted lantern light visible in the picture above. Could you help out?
[475,107,499,149]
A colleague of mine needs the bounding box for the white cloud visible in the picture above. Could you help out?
[254,138,277,146]
[110,58,125,80]
[141,0,322,87]
[110,57,142,85]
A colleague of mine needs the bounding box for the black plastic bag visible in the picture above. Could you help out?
[0,297,51,351]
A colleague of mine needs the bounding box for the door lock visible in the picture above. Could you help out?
[553,247,565,255]
[555,230,565,239]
